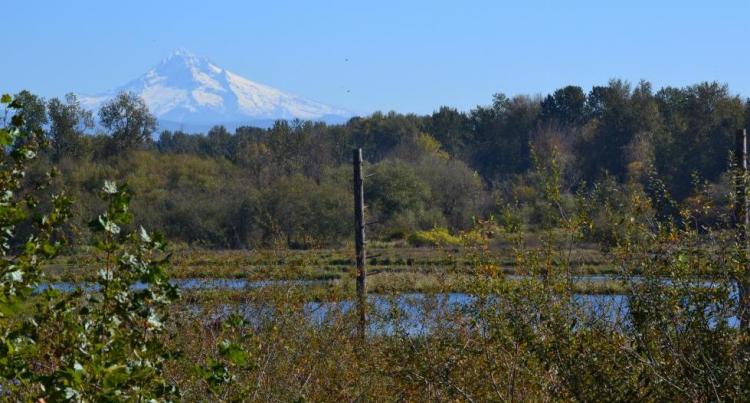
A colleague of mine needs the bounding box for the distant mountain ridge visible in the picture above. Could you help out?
[79,49,352,131]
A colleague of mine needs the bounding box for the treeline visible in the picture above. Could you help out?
[15,79,750,248]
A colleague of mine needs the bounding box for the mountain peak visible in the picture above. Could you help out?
[161,48,210,68]
[169,48,198,58]
[79,51,351,131]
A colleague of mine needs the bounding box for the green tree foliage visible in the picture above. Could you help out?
[47,93,93,161]
[7,78,748,247]
[13,90,48,135]
[470,94,540,181]
[576,80,662,182]
[99,91,157,152]
[349,111,423,161]
[253,172,350,248]
[423,106,473,158]
[414,154,484,229]
[540,85,587,128]
[365,160,438,237]
[654,82,745,199]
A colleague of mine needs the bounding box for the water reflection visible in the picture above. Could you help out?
[37,277,740,334]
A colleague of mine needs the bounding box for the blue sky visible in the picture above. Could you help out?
[3,0,749,115]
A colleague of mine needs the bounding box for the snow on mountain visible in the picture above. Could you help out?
[79,49,351,130]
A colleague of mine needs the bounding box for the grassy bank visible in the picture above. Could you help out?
[44,244,614,282]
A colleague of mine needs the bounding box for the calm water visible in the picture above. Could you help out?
[36,276,739,334]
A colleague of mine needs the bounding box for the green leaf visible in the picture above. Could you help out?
[218,340,248,366]
[41,242,58,257]
[0,129,12,146]
[102,364,128,388]
[0,94,11,104]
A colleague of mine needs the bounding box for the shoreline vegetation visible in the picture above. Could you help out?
[43,243,610,278]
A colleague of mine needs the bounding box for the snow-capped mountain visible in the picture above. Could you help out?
[79,49,351,130]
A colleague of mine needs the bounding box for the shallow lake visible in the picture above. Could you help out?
[36,276,739,334]
[37,274,631,293]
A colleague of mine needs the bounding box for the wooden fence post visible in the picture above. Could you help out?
[353,148,367,339]
[735,129,749,330]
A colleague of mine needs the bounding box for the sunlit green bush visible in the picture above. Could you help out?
[407,227,461,247]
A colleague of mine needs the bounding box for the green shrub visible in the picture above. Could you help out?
[0,95,180,400]
[407,227,461,247]
[32,181,180,400]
